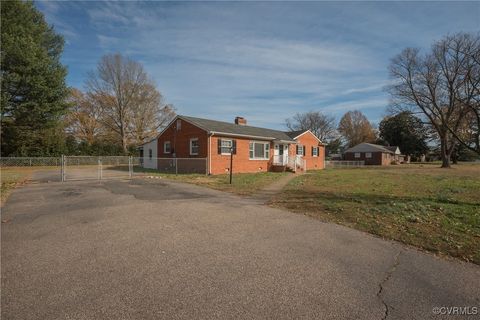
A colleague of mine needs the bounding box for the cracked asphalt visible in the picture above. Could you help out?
[2,178,479,319]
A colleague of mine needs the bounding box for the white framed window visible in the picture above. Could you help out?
[296,145,304,156]
[164,141,171,153]
[312,147,319,157]
[190,138,199,155]
[249,141,270,160]
[365,152,372,158]
[149,149,152,159]
[220,139,232,154]
[354,152,361,158]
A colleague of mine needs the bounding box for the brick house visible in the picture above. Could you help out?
[140,115,325,174]
[343,143,404,165]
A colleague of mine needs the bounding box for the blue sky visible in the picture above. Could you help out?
[36,1,479,130]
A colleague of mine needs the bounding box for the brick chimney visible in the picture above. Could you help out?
[235,116,247,126]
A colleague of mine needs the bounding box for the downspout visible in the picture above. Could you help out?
[208,133,213,175]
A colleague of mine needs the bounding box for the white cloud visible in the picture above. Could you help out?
[37,1,479,129]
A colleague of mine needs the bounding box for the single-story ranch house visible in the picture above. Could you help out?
[140,115,325,174]
[344,143,405,165]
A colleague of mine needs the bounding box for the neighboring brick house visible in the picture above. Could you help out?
[141,115,325,174]
[344,143,404,165]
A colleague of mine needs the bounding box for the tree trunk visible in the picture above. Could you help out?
[440,134,451,168]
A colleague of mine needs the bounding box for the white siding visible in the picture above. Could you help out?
[142,139,157,169]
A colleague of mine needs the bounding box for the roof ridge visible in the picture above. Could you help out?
[180,114,288,134]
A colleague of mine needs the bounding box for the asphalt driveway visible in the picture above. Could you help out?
[1,178,479,319]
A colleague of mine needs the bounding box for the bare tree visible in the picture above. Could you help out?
[285,111,336,141]
[337,110,376,148]
[447,34,480,154]
[66,88,103,145]
[388,33,480,167]
[86,54,172,153]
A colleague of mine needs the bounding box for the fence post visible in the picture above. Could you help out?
[61,155,66,182]
[98,159,103,180]
[128,156,132,179]
[175,158,178,175]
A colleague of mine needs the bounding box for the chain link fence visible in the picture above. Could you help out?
[133,157,208,175]
[1,156,208,182]
[325,160,365,168]
[0,157,61,167]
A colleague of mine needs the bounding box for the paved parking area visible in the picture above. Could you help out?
[2,178,479,319]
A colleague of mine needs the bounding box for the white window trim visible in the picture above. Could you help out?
[354,152,361,158]
[365,152,372,158]
[221,139,233,155]
[190,138,199,155]
[249,141,270,160]
[313,147,318,157]
[164,141,171,154]
[297,145,304,156]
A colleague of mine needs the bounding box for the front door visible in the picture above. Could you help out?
[274,144,288,165]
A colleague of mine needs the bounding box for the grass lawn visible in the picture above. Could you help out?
[1,167,33,205]
[140,170,288,195]
[271,164,480,264]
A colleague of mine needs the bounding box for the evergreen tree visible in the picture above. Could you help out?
[1,0,68,156]
[379,112,429,159]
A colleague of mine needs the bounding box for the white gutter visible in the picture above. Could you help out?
[210,131,295,142]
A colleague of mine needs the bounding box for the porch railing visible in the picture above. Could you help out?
[273,155,288,165]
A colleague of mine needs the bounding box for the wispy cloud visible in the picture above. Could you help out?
[35,1,479,129]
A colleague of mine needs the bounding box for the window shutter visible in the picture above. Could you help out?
[311,146,314,156]
[218,139,222,154]
[232,140,237,154]
[296,145,299,155]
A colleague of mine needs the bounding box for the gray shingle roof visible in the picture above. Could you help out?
[284,130,309,139]
[179,115,296,142]
[385,146,400,153]
[344,143,394,154]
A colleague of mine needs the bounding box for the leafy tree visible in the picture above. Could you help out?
[66,89,104,146]
[325,137,343,156]
[285,111,336,141]
[388,33,480,167]
[379,112,429,159]
[1,0,69,156]
[337,110,376,148]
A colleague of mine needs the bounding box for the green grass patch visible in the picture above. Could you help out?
[140,170,288,195]
[271,164,480,264]
[1,168,32,205]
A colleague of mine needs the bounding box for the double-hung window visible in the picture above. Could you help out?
[249,141,270,160]
[354,152,361,158]
[190,138,199,155]
[164,141,171,154]
[220,139,232,154]
[296,145,304,156]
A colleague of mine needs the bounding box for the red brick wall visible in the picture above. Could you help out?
[291,132,325,170]
[344,152,392,165]
[209,136,272,175]
[157,119,208,159]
